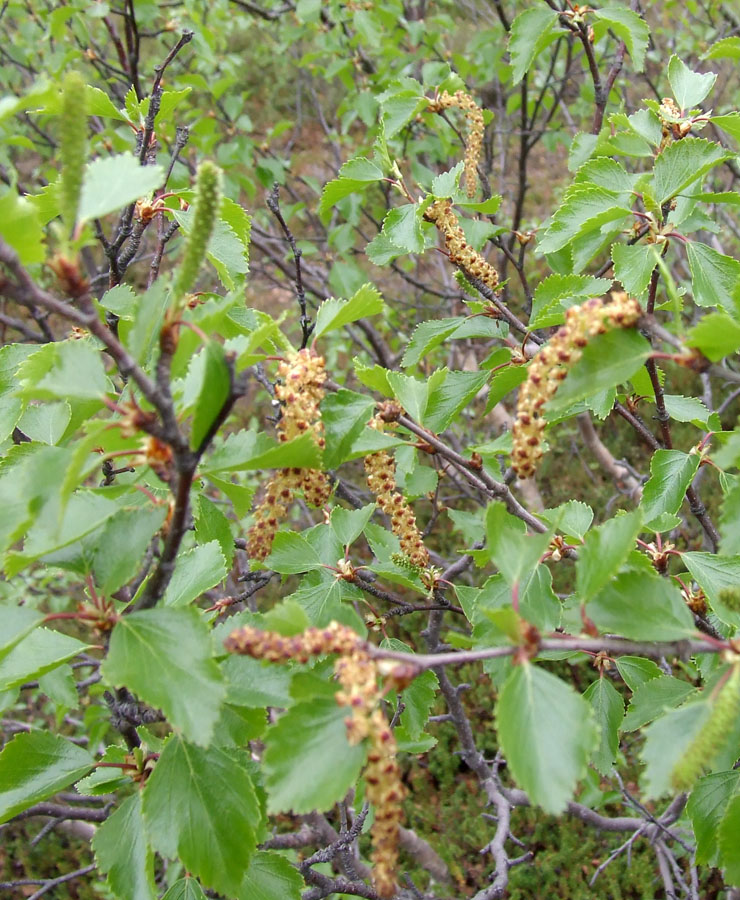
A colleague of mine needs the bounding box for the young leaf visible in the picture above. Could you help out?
[667,55,717,110]
[592,8,649,72]
[189,342,231,450]
[320,389,374,469]
[685,311,740,362]
[313,283,384,339]
[622,676,698,732]
[681,552,740,628]
[583,677,624,775]
[104,607,226,746]
[496,663,596,814]
[686,242,740,310]
[508,8,560,85]
[651,138,730,204]
[486,502,551,588]
[92,506,168,596]
[0,627,89,692]
[330,503,376,547]
[163,541,228,607]
[93,793,156,900]
[237,851,304,900]
[0,605,43,662]
[529,274,613,328]
[615,655,663,692]
[263,698,366,814]
[537,185,632,256]
[78,153,165,224]
[424,370,488,432]
[612,242,656,295]
[382,203,425,254]
[162,878,208,900]
[143,736,261,896]
[640,449,700,530]
[0,731,94,824]
[589,571,695,641]
[265,532,324,575]
[719,793,740,884]
[576,509,642,600]
[641,703,711,798]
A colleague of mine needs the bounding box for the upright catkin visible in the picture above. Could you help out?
[59,71,88,235]
[172,160,222,300]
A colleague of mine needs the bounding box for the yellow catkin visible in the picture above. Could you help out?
[511,293,642,478]
[224,622,405,898]
[428,89,485,198]
[424,199,500,293]
[246,350,331,560]
[364,414,430,570]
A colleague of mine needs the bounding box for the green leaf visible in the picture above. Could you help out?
[203,430,322,474]
[30,340,108,401]
[640,449,700,529]
[686,311,740,362]
[189,342,231,450]
[387,371,429,422]
[161,878,208,900]
[223,655,294,709]
[589,571,695,640]
[0,190,45,264]
[237,851,304,900]
[365,231,406,266]
[710,113,740,145]
[583,677,624,775]
[92,506,168,596]
[704,36,740,61]
[663,394,713,427]
[576,509,642,600]
[508,8,560,85]
[593,8,649,72]
[622,676,698,731]
[667,55,716,110]
[265,532,324,575]
[143,736,260,896]
[529,274,613,328]
[430,161,464,198]
[194,495,234,566]
[320,389,374,469]
[689,771,740,866]
[401,317,464,368]
[486,502,551,588]
[319,177,369,217]
[104,608,225,746]
[0,605,43,661]
[0,731,94,824]
[78,153,165,223]
[424,370,488,432]
[0,627,88,692]
[17,401,71,445]
[163,541,228,607]
[538,185,631,256]
[686,242,740,310]
[681,552,740,627]
[381,91,427,138]
[314,283,384,339]
[382,203,425,254]
[719,793,740,885]
[93,793,156,900]
[641,702,711,798]
[496,663,595,814]
[612,242,656,295]
[538,500,593,541]
[547,329,652,415]
[331,504,376,547]
[615,655,663,691]
[652,138,730,204]
[263,698,366,814]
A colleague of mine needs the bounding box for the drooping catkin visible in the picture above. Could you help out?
[172,160,222,300]
[428,89,484,198]
[59,71,88,234]
[224,622,405,898]
[424,199,500,294]
[511,293,642,478]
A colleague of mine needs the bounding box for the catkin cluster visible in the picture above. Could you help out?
[224,621,405,899]
[247,350,331,560]
[424,199,500,293]
[365,413,430,570]
[428,90,484,198]
[511,293,642,478]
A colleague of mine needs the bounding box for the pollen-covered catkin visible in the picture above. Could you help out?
[173,160,222,300]
[428,90,484,198]
[424,199,500,293]
[511,293,642,478]
[364,414,429,569]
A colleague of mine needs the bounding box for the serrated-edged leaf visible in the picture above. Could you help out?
[430,161,464,198]
[0,190,45,264]
[319,177,369,217]
[0,627,89,692]
[78,153,164,223]
[583,677,624,775]
[705,36,740,61]
[381,638,438,740]
[29,340,107,401]
[641,449,700,529]
[652,138,730,204]
[612,242,656,295]
[189,342,231,450]
[641,702,711,798]
[530,274,613,328]
[382,203,425,254]
[162,878,208,900]
[237,851,304,900]
[365,231,405,266]
[668,55,716,110]
[263,698,366,813]
[321,389,374,469]
[685,311,740,362]
[687,241,740,310]
[143,736,260,895]
[496,663,596,813]
[589,571,695,640]
[92,505,167,596]
[202,430,322,474]
[164,541,228,607]
[401,317,464,368]
[93,793,155,900]
[387,370,429,422]
[577,509,642,600]
[710,113,740,145]
[593,8,649,72]
[538,500,593,540]
[663,394,712,426]
[17,402,70,445]
[314,283,384,339]
[483,364,528,414]
[538,185,632,256]
[331,503,376,547]
[622,676,698,731]
[194,495,234,566]
[688,771,740,865]
[719,793,740,885]
[508,7,560,85]
[423,370,488,432]
[0,605,43,661]
[0,731,94,824]
[76,746,131,796]
[615,655,663,691]
[381,91,427,138]
[486,502,551,588]
[104,608,225,745]
[121,280,169,365]
[339,156,384,182]
[547,329,651,415]
[681,552,740,627]
[223,654,294,708]
[266,532,324,574]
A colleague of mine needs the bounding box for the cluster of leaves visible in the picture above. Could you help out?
[2,1,740,899]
